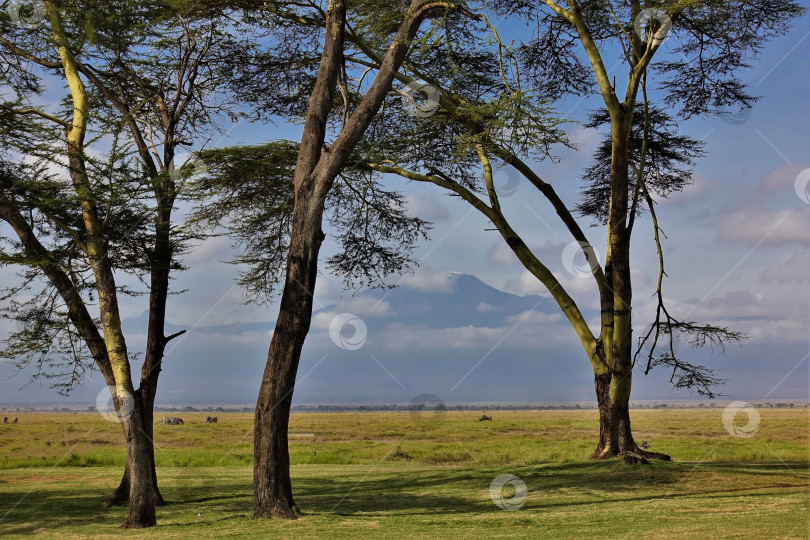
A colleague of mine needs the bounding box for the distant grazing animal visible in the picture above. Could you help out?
[12,418,18,424]
[3,417,6,423]
[160,416,184,425]
[639,440,650,449]
[478,414,492,422]
[205,416,218,423]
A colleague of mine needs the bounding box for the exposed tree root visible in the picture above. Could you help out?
[620,451,649,465]
[121,518,157,530]
[634,447,671,461]
[254,501,299,520]
[591,443,671,463]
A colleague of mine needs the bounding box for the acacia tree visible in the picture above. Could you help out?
[0,0,240,525]
[0,2,160,527]
[223,0,466,518]
[73,7,245,507]
[371,0,803,459]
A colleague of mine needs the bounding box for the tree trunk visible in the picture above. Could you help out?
[254,0,344,520]
[590,370,611,459]
[106,207,173,507]
[590,369,670,462]
[591,369,636,459]
[121,397,159,528]
[46,5,162,526]
[105,402,164,507]
[254,182,325,519]
[252,0,439,518]
[590,369,646,460]
[589,113,667,463]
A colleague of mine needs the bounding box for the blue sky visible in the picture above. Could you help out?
[1,7,809,405]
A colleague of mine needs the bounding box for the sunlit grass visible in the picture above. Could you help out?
[1,409,807,468]
[0,409,808,538]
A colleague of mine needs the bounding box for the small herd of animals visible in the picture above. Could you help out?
[158,416,218,425]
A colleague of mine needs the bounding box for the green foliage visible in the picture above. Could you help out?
[577,106,705,224]
[0,0,241,393]
[190,142,297,301]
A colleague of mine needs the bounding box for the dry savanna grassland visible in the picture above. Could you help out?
[0,408,808,538]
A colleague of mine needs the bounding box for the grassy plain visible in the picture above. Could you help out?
[0,408,808,538]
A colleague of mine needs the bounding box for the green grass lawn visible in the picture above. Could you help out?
[0,409,808,538]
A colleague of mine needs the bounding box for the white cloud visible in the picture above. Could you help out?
[183,236,233,264]
[405,191,450,222]
[311,311,335,331]
[662,289,809,343]
[760,253,810,283]
[375,320,573,352]
[503,310,561,325]
[717,207,809,246]
[314,276,343,305]
[503,270,551,296]
[401,268,455,292]
[659,173,725,208]
[379,323,504,350]
[476,302,501,313]
[760,163,810,196]
[487,239,571,267]
[488,240,520,265]
[310,298,391,332]
[339,296,391,317]
[186,329,268,346]
[501,269,600,306]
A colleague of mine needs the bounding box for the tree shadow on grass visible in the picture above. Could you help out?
[292,460,810,517]
[1,460,806,533]
[0,489,125,535]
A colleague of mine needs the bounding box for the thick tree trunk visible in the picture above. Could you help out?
[252,0,438,518]
[254,0,343,520]
[121,399,159,528]
[591,369,636,459]
[254,183,325,519]
[105,403,163,507]
[254,383,298,519]
[590,369,670,462]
